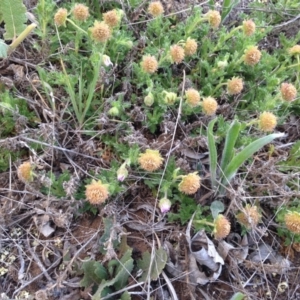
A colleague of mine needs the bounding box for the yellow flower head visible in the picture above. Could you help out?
[227,77,244,95]
[90,21,111,43]
[148,1,164,17]
[288,45,300,56]
[285,211,300,234]
[185,88,200,107]
[242,20,256,36]
[141,55,158,74]
[243,46,261,66]
[184,38,198,56]
[214,214,231,239]
[103,10,120,28]
[138,149,164,172]
[72,4,89,22]
[17,161,33,183]
[280,83,297,102]
[170,45,185,64]
[54,8,68,27]
[259,112,277,132]
[85,180,109,205]
[236,205,261,229]
[202,96,218,115]
[206,10,221,29]
[178,172,201,194]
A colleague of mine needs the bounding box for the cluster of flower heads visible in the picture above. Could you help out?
[51,3,300,241]
[147,1,222,31]
[54,4,121,43]
[16,159,300,239]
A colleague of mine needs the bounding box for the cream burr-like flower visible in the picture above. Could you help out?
[285,211,300,234]
[170,45,185,64]
[259,112,277,132]
[141,55,158,73]
[202,96,218,115]
[206,10,221,29]
[148,1,164,17]
[90,21,111,43]
[85,180,109,205]
[243,46,261,66]
[73,4,89,22]
[184,38,198,56]
[178,172,201,194]
[227,77,244,95]
[236,205,261,229]
[138,149,164,172]
[280,83,297,102]
[17,162,33,182]
[54,8,68,27]
[214,214,231,239]
[242,20,256,36]
[288,45,300,56]
[185,88,200,107]
[103,10,120,27]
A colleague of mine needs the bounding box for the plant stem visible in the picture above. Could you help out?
[213,26,241,52]
[66,18,87,35]
[194,219,215,227]
[8,24,37,55]
[81,42,107,125]
[212,82,227,95]
[185,18,205,37]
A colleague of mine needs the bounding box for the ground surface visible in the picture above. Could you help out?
[1,0,300,299]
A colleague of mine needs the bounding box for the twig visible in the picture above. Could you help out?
[54,226,101,288]
[26,236,53,282]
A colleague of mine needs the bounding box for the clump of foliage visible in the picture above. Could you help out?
[2,0,300,298]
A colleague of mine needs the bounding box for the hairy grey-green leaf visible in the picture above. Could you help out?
[0,39,9,58]
[137,247,168,281]
[0,0,27,40]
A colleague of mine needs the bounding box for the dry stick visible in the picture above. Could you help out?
[21,136,103,161]
[162,271,179,300]
[15,244,25,281]
[12,259,61,297]
[54,225,102,288]
[26,235,53,282]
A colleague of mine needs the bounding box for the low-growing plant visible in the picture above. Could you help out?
[0,0,37,58]
[79,216,167,299]
[276,204,300,245]
[207,118,285,195]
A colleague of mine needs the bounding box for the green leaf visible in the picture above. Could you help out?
[92,279,115,300]
[92,250,134,300]
[210,201,225,219]
[222,133,285,186]
[114,249,134,290]
[0,39,8,58]
[137,247,168,281]
[99,217,120,254]
[0,0,27,40]
[120,291,131,300]
[221,0,240,22]
[207,118,218,188]
[80,261,107,288]
[220,120,241,176]
[229,292,246,300]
